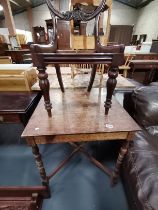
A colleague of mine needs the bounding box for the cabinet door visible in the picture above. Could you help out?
[57,20,71,50]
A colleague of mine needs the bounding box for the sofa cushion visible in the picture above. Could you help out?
[132,82,158,131]
[123,130,158,210]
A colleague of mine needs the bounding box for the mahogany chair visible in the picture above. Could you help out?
[30,0,125,117]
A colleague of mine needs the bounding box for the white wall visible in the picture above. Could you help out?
[86,1,138,35]
[111,1,138,25]
[134,1,158,41]
[11,1,138,33]
[32,4,51,29]
[14,11,30,31]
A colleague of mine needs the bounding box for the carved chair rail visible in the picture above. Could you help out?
[31,51,122,117]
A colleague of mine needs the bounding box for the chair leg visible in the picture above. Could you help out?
[100,65,104,87]
[123,69,128,78]
[87,64,97,92]
[105,66,118,115]
[55,64,65,92]
[38,67,52,117]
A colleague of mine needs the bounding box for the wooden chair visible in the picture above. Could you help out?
[119,54,135,78]
[31,0,125,117]
[31,0,124,92]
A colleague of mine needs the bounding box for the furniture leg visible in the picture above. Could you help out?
[100,65,104,87]
[105,66,118,115]
[112,141,129,186]
[55,64,65,92]
[38,67,52,117]
[123,68,127,78]
[87,64,97,92]
[31,142,51,198]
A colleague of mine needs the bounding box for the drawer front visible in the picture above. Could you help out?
[0,114,20,123]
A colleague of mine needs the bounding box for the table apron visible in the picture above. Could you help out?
[26,131,131,145]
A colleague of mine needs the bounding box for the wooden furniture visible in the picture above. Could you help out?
[5,49,30,63]
[109,25,133,45]
[0,192,42,210]
[0,64,37,91]
[130,60,158,84]
[150,40,158,53]
[25,1,139,199]
[57,19,71,50]
[31,0,125,117]
[0,91,45,207]
[33,26,46,44]
[132,52,158,60]
[0,91,41,126]
[119,54,135,78]
[0,43,8,56]
[22,89,140,198]
[0,56,12,64]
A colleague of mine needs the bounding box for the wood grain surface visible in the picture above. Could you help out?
[22,89,140,139]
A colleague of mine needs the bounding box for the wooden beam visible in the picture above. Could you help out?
[1,0,16,36]
[9,0,21,7]
[27,6,33,38]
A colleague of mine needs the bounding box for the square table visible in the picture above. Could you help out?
[22,88,140,198]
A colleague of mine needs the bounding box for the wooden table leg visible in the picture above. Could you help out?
[87,64,97,92]
[55,64,65,92]
[31,140,51,198]
[111,141,129,186]
[111,132,133,186]
[38,66,52,117]
[123,68,128,78]
[105,66,118,115]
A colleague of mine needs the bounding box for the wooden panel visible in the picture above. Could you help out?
[0,56,12,64]
[22,89,140,139]
[109,25,133,45]
[32,132,129,145]
[0,113,20,123]
[72,35,106,49]
[5,49,30,63]
[57,20,71,50]
[0,92,39,113]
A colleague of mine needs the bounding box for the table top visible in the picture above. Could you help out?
[0,92,39,114]
[22,89,140,138]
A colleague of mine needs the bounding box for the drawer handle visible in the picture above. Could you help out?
[0,116,4,122]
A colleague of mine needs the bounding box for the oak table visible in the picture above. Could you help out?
[22,88,140,198]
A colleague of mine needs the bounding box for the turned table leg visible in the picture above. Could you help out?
[38,67,52,117]
[31,141,51,198]
[105,66,118,115]
[112,132,133,186]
